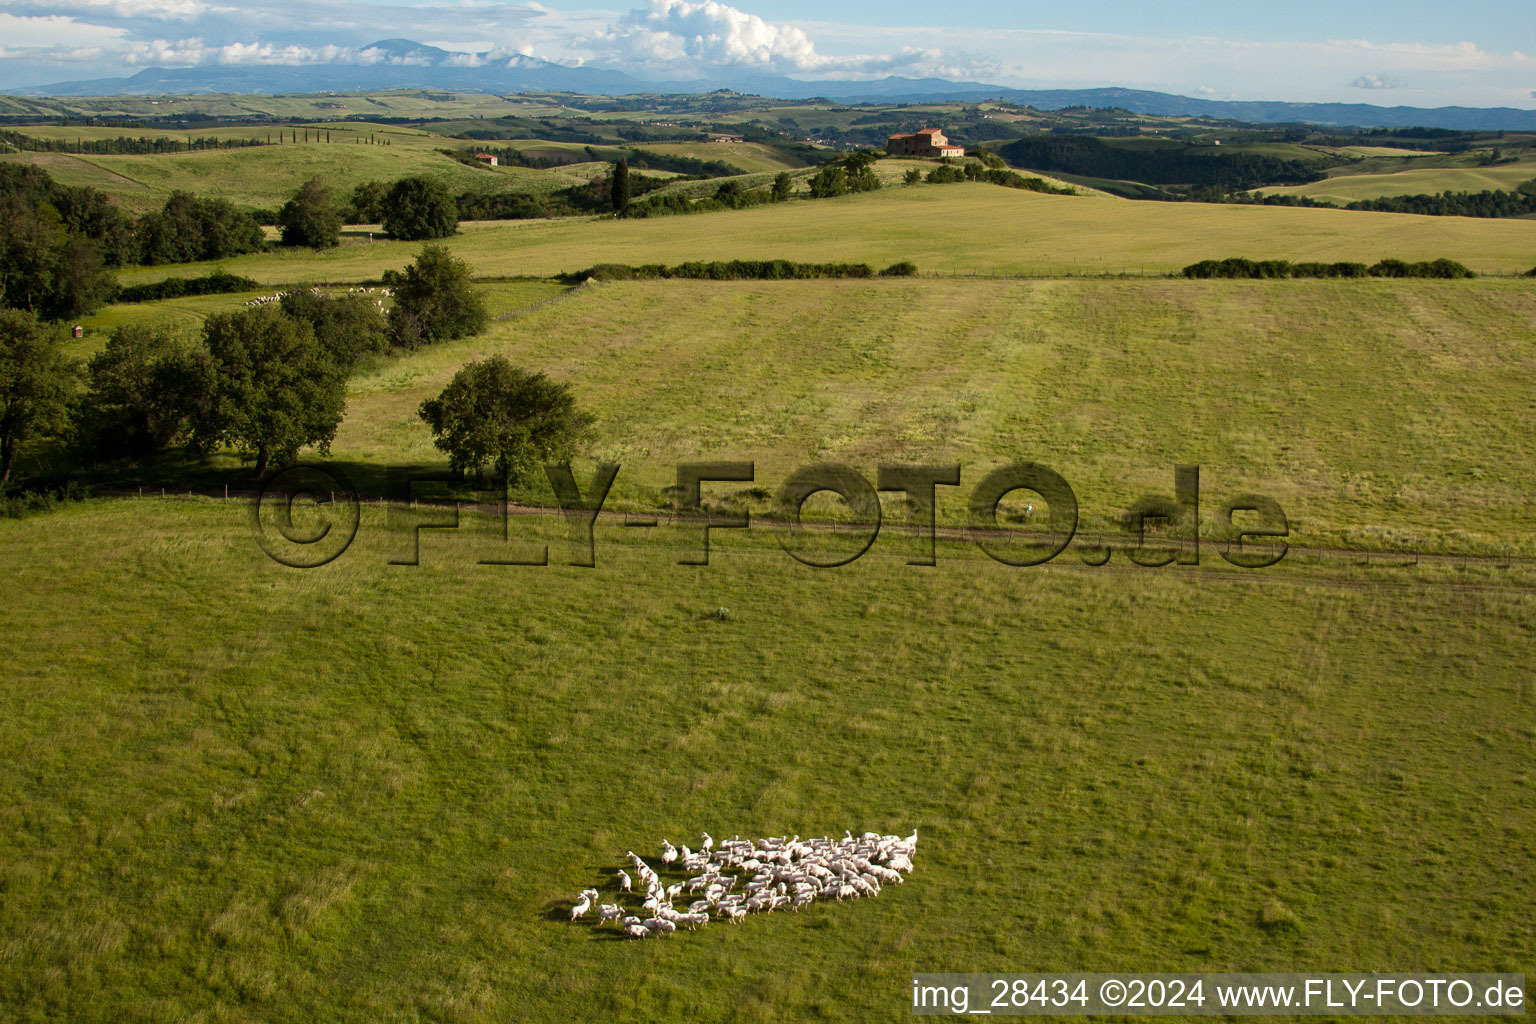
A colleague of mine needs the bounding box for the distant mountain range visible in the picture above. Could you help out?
[12,38,1536,131]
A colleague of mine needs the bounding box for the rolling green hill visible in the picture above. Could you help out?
[0,124,577,211]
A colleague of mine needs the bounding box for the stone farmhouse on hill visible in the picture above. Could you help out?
[885,129,966,158]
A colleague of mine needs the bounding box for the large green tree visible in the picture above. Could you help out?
[380,177,458,241]
[0,193,115,320]
[78,323,211,461]
[0,309,76,488]
[808,165,848,198]
[383,245,488,348]
[277,176,342,249]
[197,306,347,477]
[278,288,389,370]
[136,191,265,265]
[418,356,590,483]
[350,180,388,223]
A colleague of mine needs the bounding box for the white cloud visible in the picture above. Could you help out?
[596,0,819,71]
[0,11,127,48]
[0,0,214,20]
[1351,73,1399,89]
[118,37,445,66]
[578,0,994,79]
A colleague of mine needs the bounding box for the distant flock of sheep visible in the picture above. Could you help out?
[243,285,390,311]
[568,830,918,939]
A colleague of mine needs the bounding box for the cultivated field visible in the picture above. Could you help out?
[1255,159,1536,204]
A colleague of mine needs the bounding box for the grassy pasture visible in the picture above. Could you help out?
[110,184,1536,288]
[0,495,1531,1023]
[332,277,1536,556]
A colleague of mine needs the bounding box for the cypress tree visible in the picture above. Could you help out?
[611,159,630,214]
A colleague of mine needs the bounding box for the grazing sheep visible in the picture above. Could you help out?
[568,828,918,937]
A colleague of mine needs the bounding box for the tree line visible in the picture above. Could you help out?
[446,144,746,178]
[998,136,1329,190]
[0,130,272,155]
[1343,184,1536,218]
[0,245,490,489]
[1,164,265,319]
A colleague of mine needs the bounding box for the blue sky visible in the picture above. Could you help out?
[0,0,1532,106]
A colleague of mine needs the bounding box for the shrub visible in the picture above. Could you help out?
[418,356,590,483]
[879,261,918,277]
[1368,258,1475,278]
[561,260,880,283]
[114,271,259,303]
[1182,257,1473,279]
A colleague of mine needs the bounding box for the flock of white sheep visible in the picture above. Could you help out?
[568,830,918,939]
[243,285,390,311]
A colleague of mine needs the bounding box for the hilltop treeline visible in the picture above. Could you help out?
[0,130,270,155]
[350,170,671,223]
[0,165,265,318]
[1182,257,1476,279]
[1344,186,1536,218]
[998,136,1328,190]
